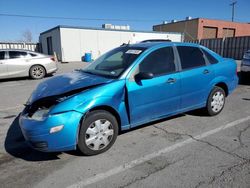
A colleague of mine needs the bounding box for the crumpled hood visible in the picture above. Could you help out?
[28,70,113,103]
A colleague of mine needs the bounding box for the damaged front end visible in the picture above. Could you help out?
[23,97,60,121]
[19,88,90,152]
[23,83,104,121]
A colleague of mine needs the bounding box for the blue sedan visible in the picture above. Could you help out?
[19,42,238,155]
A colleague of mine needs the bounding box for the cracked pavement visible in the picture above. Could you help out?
[0,62,250,188]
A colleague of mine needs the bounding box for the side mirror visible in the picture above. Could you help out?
[135,72,154,80]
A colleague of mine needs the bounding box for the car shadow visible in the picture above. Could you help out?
[0,77,30,82]
[4,114,61,161]
[120,114,186,135]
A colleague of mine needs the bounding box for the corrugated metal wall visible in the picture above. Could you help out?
[187,36,250,60]
[0,42,41,52]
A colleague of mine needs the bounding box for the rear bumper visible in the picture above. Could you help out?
[47,67,58,74]
[19,110,83,152]
[228,75,239,95]
[46,61,58,74]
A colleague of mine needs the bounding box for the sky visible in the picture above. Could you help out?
[0,0,250,42]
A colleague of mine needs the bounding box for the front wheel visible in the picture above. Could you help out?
[205,86,226,116]
[78,110,118,155]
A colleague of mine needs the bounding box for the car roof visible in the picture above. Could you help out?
[129,42,202,49]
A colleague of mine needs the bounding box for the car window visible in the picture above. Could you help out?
[83,46,145,78]
[9,51,28,59]
[202,49,218,64]
[177,46,206,70]
[139,47,175,76]
[0,51,5,60]
[102,51,123,67]
[29,53,37,57]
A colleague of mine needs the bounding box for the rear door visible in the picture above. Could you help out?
[0,51,9,78]
[177,46,215,110]
[6,51,30,77]
[126,47,181,126]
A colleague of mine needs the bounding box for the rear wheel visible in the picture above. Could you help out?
[205,86,226,116]
[29,65,46,79]
[78,110,118,155]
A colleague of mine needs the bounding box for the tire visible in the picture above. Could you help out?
[29,65,46,79]
[205,86,226,116]
[78,110,118,156]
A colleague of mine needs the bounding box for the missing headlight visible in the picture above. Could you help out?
[31,108,51,121]
[24,97,59,118]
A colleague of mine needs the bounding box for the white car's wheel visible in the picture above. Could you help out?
[29,65,46,79]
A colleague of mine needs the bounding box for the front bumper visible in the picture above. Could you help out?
[241,65,250,72]
[19,110,83,152]
[241,59,250,72]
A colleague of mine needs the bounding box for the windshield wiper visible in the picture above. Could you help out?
[79,70,96,75]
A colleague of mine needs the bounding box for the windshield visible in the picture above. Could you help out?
[82,46,145,78]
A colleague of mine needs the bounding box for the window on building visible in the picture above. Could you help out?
[47,36,53,55]
[177,46,206,70]
[0,51,5,60]
[223,28,235,38]
[9,51,28,59]
[139,47,176,76]
[203,26,218,39]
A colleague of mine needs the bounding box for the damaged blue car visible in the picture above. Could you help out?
[19,42,238,155]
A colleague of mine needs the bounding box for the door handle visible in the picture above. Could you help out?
[167,78,176,84]
[203,69,210,74]
[0,62,3,64]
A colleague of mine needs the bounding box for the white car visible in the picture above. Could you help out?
[241,50,250,74]
[0,49,58,79]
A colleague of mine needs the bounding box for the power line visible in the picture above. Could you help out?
[0,13,166,23]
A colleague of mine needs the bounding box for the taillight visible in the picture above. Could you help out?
[50,57,55,61]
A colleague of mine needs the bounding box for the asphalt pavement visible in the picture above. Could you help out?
[0,61,249,188]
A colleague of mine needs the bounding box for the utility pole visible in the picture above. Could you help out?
[230,1,237,22]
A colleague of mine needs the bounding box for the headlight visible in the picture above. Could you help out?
[31,108,50,121]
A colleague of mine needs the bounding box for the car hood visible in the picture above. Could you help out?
[28,70,113,103]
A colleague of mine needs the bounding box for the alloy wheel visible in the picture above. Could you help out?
[31,66,45,79]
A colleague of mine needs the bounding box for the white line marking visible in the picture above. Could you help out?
[0,105,23,111]
[67,116,250,188]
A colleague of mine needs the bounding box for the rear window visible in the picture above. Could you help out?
[0,51,5,60]
[177,46,206,70]
[202,49,218,64]
[9,51,27,59]
[29,53,37,57]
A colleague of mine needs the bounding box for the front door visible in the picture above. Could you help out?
[126,47,181,127]
[6,51,29,77]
